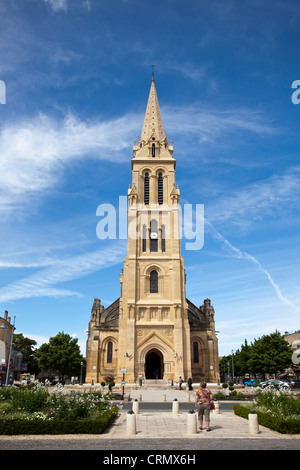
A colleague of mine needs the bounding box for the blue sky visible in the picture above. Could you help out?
[0,0,299,357]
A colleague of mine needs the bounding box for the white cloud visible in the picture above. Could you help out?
[42,0,68,12]
[163,104,275,143]
[0,241,126,303]
[0,104,275,217]
[208,166,300,227]
[0,112,140,215]
[206,221,300,312]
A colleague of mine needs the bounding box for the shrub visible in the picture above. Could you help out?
[234,390,300,434]
[0,385,119,435]
[11,385,48,413]
[0,408,119,435]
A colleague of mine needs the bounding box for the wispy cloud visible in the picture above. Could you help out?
[208,166,300,228]
[163,104,276,144]
[0,242,126,303]
[0,104,274,216]
[42,0,68,12]
[206,221,300,312]
[0,112,140,215]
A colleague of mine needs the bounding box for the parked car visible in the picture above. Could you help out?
[244,379,256,386]
[259,379,290,390]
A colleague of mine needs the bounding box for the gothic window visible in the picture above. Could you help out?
[144,173,149,205]
[107,341,113,363]
[142,224,147,252]
[158,172,163,204]
[152,143,155,157]
[150,270,158,293]
[193,341,199,363]
[150,220,158,252]
[162,224,166,252]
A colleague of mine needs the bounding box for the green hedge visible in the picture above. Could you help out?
[0,409,118,435]
[234,405,300,435]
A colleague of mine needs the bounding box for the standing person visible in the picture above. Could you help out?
[195,382,213,431]
[187,377,193,390]
[179,376,183,390]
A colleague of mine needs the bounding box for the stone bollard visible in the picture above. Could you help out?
[186,394,191,402]
[126,411,136,435]
[132,399,139,414]
[248,412,259,435]
[172,398,179,414]
[213,402,220,414]
[162,394,166,402]
[187,410,197,434]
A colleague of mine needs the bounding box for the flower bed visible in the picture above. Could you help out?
[0,384,119,435]
[234,387,300,434]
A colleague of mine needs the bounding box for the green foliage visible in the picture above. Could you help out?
[13,333,40,375]
[35,331,85,379]
[234,390,300,434]
[11,386,48,413]
[0,384,119,435]
[220,331,293,377]
[0,411,118,435]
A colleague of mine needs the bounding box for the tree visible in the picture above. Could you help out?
[13,333,40,375]
[247,331,293,377]
[234,340,252,376]
[35,332,85,381]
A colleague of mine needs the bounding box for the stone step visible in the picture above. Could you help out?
[142,379,170,388]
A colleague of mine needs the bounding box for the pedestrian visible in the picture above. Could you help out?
[187,377,193,390]
[195,381,213,431]
[179,376,183,390]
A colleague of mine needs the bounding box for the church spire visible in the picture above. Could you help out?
[139,75,166,144]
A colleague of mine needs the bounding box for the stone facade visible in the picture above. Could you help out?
[86,77,219,384]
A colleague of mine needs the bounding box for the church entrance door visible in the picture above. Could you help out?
[145,349,164,379]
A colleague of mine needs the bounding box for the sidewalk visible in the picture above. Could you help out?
[102,388,298,441]
[0,388,299,450]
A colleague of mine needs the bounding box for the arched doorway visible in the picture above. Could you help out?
[145,349,164,379]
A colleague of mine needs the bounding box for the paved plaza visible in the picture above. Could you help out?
[0,388,299,451]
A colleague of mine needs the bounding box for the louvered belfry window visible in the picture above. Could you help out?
[162,224,166,252]
[144,172,149,205]
[142,224,147,252]
[158,172,163,204]
[150,220,158,252]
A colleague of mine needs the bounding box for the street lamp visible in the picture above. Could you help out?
[80,361,83,385]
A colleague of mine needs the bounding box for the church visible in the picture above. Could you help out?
[85,77,219,385]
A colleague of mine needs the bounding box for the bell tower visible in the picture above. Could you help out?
[117,76,192,382]
[85,76,219,386]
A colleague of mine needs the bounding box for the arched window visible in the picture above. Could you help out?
[150,270,158,293]
[152,143,155,157]
[142,224,147,252]
[150,220,158,252]
[107,341,113,363]
[193,341,199,363]
[144,173,149,205]
[162,224,166,252]
[158,172,163,204]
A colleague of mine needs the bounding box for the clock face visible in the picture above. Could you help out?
[150,232,158,239]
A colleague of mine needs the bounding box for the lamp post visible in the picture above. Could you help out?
[231,349,235,384]
[80,361,83,385]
